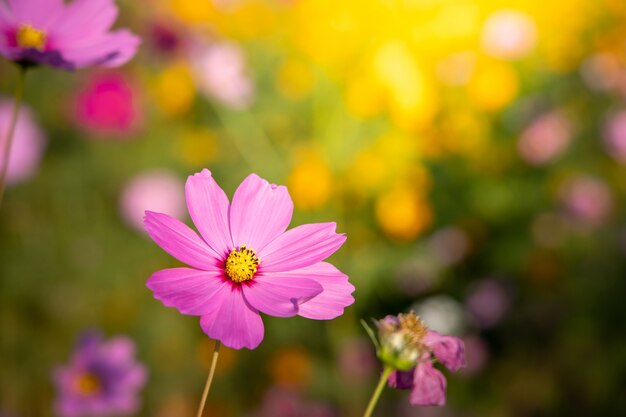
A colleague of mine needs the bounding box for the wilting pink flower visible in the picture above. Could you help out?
[374,313,465,406]
[0,0,140,70]
[192,42,254,109]
[518,111,571,165]
[145,169,354,350]
[119,169,185,231]
[0,97,45,186]
[74,72,140,136]
[53,332,147,417]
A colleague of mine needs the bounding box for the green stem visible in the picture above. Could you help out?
[196,340,221,417]
[363,366,393,417]
[0,66,27,208]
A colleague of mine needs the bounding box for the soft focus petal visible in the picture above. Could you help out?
[185,169,232,258]
[388,369,415,390]
[8,0,63,28]
[229,174,293,251]
[60,29,141,69]
[200,286,264,349]
[147,268,228,316]
[423,331,466,372]
[409,361,447,406]
[143,211,221,270]
[259,223,346,272]
[269,262,355,320]
[101,337,135,364]
[242,274,322,317]
[53,0,118,38]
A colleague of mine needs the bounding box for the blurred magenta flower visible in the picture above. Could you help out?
[560,175,613,226]
[518,111,571,166]
[465,279,511,329]
[377,313,465,406]
[53,332,147,417]
[603,110,626,162]
[250,387,337,417]
[144,169,354,349]
[0,97,45,186]
[192,42,254,109]
[74,72,140,136]
[119,169,185,231]
[0,0,139,70]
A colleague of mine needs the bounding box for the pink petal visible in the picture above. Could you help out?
[268,262,354,320]
[147,268,228,316]
[200,286,264,350]
[409,362,447,406]
[60,29,141,69]
[144,211,221,271]
[185,169,232,259]
[229,174,293,252]
[53,0,118,39]
[8,0,63,28]
[242,274,322,317]
[423,331,467,372]
[388,369,415,390]
[258,223,346,272]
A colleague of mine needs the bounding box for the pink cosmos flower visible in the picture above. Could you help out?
[0,0,140,70]
[374,313,465,406]
[144,169,354,350]
[74,72,141,136]
[53,331,147,417]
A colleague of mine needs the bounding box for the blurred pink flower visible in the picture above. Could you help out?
[427,227,470,267]
[74,72,140,136]
[0,97,45,186]
[518,111,571,165]
[145,169,354,349]
[53,331,147,417]
[481,10,537,60]
[249,387,337,417]
[603,110,626,162]
[338,337,376,381]
[560,175,613,226]
[192,42,254,109]
[119,169,185,231]
[459,335,489,376]
[465,279,511,329]
[0,0,139,70]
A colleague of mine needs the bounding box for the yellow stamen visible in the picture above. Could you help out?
[225,245,259,283]
[74,373,101,396]
[16,24,47,51]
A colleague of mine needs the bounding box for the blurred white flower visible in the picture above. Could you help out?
[481,10,537,60]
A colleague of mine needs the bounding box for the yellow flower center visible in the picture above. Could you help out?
[74,373,101,396]
[225,245,259,283]
[16,24,47,51]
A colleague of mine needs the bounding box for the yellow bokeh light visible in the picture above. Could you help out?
[152,63,195,117]
[287,150,333,211]
[375,186,432,241]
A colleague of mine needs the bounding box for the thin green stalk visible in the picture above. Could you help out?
[363,366,393,417]
[196,340,221,417]
[0,66,27,208]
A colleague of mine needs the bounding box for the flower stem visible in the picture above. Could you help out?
[362,366,393,417]
[196,339,221,417]
[0,66,27,208]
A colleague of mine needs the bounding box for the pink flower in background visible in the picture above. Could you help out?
[603,110,626,163]
[465,279,511,329]
[192,42,254,109]
[145,169,354,349]
[75,72,140,136]
[0,97,45,186]
[373,313,466,406]
[249,387,337,417]
[560,175,613,226]
[53,332,147,417]
[518,111,572,166]
[0,0,140,70]
[119,170,185,231]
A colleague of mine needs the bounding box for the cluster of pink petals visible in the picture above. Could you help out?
[144,169,354,350]
[387,331,466,406]
[0,0,139,70]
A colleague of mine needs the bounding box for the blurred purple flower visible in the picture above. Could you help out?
[119,169,185,231]
[560,175,613,226]
[518,111,571,166]
[53,332,147,417]
[337,337,376,381]
[148,22,183,56]
[0,97,45,186]
[74,72,141,136]
[465,279,511,329]
[427,227,470,267]
[249,387,337,417]
[0,0,140,70]
[192,42,254,109]
[603,110,626,163]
